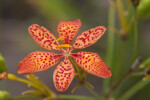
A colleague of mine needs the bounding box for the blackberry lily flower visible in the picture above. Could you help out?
[17,19,111,92]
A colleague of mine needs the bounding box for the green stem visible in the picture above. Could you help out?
[108,56,143,97]
[85,81,94,89]
[8,74,55,97]
[69,57,99,96]
[26,74,54,96]
[103,0,115,96]
[69,56,82,79]
[22,90,42,95]
[133,9,138,60]
[84,85,99,97]
[140,58,150,66]
[138,57,150,70]
[12,95,42,100]
[119,77,150,100]
[58,95,100,100]
[71,84,81,93]
[113,41,125,82]
[116,0,127,30]
[107,70,132,97]
[8,74,42,91]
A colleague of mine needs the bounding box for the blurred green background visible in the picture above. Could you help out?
[0,0,150,100]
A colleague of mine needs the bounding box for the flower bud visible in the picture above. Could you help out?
[0,54,7,73]
[7,74,18,80]
[137,0,150,19]
[0,72,7,80]
[0,91,11,100]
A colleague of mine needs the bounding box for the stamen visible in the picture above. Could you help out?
[57,44,72,48]
[56,36,66,42]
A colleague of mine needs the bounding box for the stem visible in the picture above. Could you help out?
[119,77,150,100]
[69,56,82,79]
[126,16,136,36]
[84,85,99,97]
[71,84,81,93]
[22,90,42,95]
[58,95,100,100]
[69,57,99,96]
[8,74,55,98]
[139,58,150,69]
[113,40,125,81]
[13,95,42,100]
[85,81,94,89]
[8,74,42,91]
[103,0,115,96]
[26,74,54,96]
[107,56,143,96]
[133,8,138,60]
[116,0,127,30]
[107,70,133,97]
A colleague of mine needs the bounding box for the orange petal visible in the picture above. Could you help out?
[53,58,75,92]
[73,26,106,49]
[18,51,62,74]
[57,19,81,44]
[71,52,111,78]
[29,24,59,50]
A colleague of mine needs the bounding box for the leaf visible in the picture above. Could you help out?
[0,54,7,73]
[137,0,150,19]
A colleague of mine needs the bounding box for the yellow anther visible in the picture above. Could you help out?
[57,44,72,48]
[56,36,66,42]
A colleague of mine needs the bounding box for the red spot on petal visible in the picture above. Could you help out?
[71,52,111,78]
[53,58,75,92]
[57,19,81,44]
[73,26,106,49]
[18,51,63,74]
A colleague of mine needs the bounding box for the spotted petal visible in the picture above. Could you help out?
[57,19,81,44]
[18,51,62,74]
[71,52,111,78]
[53,58,75,92]
[73,26,106,49]
[29,24,59,50]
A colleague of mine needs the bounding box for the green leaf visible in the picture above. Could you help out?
[0,54,7,73]
[137,0,150,19]
[119,77,150,100]
[0,91,11,100]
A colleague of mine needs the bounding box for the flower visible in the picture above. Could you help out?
[17,19,111,92]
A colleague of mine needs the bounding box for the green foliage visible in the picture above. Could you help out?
[137,0,150,19]
[0,91,11,100]
[119,77,150,100]
[0,54,7,73]
[29,0,82,20]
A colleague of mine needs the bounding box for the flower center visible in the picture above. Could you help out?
[63,49,71,57]
[56,36,73,57]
